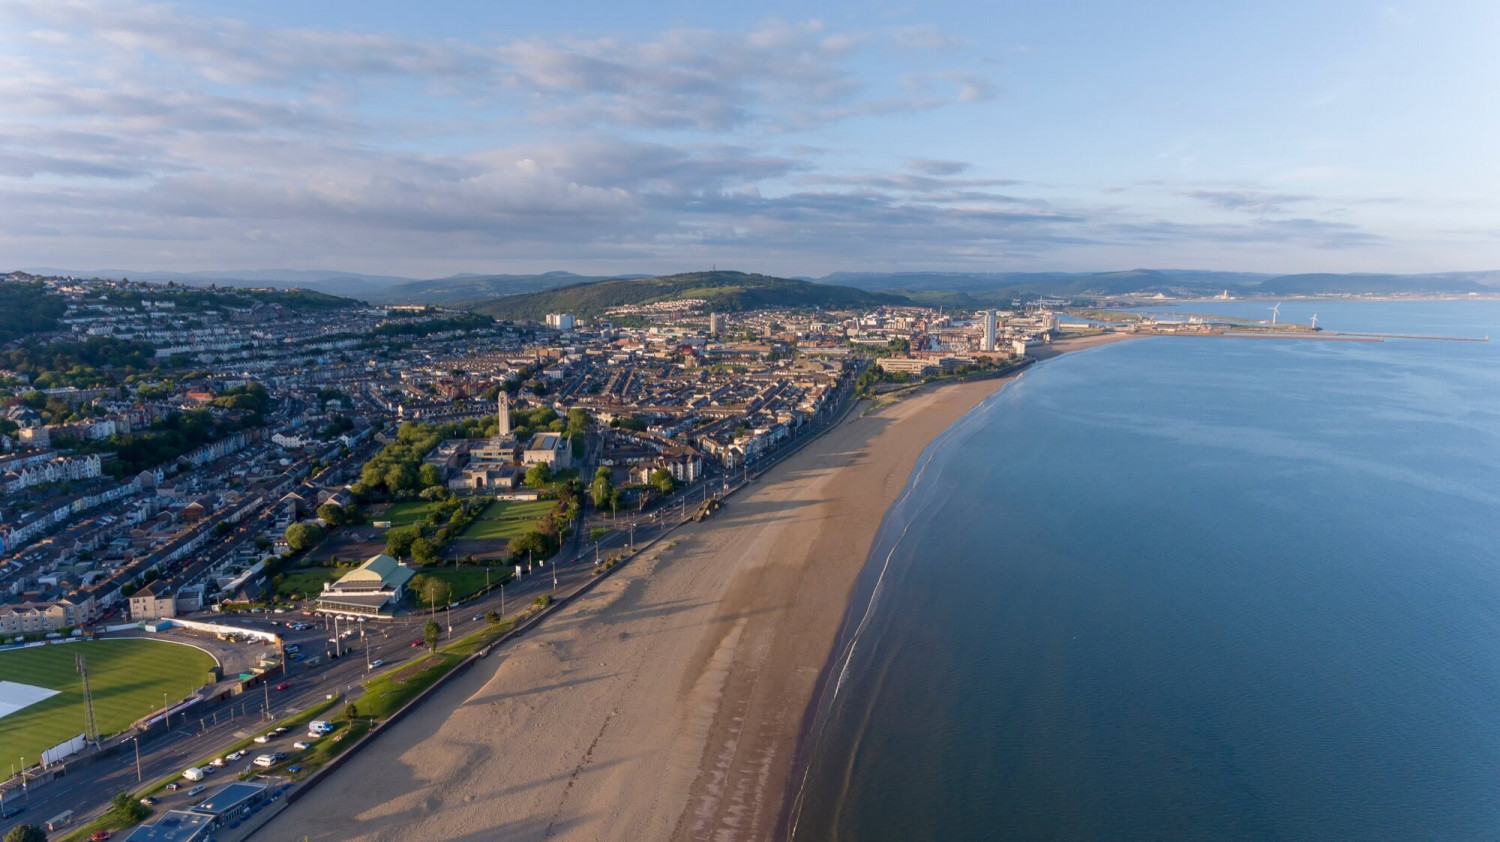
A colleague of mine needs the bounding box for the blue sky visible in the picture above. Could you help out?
[1,0,1495,278]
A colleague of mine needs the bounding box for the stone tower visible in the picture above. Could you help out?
[497,390,511,437]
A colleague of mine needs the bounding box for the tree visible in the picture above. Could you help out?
[524,462,552,488]
[410,536,439,566]
[486,609,500,625]
[417,576,452,615]
[649,468,676,495]
[5,825,46,842]
[384,525,419,558]
[108,790,149,824]
[590,468,614,509]
[418,463,442,489]
[343,701,359,722]
[284,522,322,552]
[423,619,441,652]
[317,503,346,527]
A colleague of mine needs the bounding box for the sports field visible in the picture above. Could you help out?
[0,639,218,767]
[456,500,554,540]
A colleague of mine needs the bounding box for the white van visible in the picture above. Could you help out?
[182,767,205,781]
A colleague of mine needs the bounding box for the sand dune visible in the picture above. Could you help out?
[257,372,1041,842]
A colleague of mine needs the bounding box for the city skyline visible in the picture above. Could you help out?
[2,0,1497,278]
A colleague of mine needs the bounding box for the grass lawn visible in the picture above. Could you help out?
[455,499,554,541]
[0,639,218,767]
[420,567,509,602]
[276,567,343,599]
[382,500,449,528]
[456,518,537,540]
[358,653,461,720]
[477,499,555,521]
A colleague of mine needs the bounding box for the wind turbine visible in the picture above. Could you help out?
[1309,313,1319,330]
[1268,302,1281,325]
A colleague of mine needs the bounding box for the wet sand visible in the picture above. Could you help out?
[257,338,1129,842]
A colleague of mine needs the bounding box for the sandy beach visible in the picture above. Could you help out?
[256,335,1129,842]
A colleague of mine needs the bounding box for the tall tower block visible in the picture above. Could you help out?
[497,390,511,437]
[982,310,997,352]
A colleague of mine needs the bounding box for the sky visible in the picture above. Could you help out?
[1,0,1497,279]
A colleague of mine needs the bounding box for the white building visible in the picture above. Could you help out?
[981,310,997,352]
[545,313,576,330]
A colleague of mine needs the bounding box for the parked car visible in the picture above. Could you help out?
[288,764,303,773]
[187,785,205,797]
[273,727,289,735]
[293,740,310,750]
[139,796,158,806]
[226,751,245,761]
[210,757,225,767]
[90,831,112,841]
[254,734,270,744]
[166,783,179,792]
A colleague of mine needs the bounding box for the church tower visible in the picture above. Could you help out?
[497,390,511,437]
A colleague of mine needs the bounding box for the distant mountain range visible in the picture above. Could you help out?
[820,269,1500,298]
[467,271,906,321]
[21,266,1500,306]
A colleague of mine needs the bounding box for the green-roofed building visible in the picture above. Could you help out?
[315,553,416,617]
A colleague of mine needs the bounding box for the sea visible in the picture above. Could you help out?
[789,300,1500,841]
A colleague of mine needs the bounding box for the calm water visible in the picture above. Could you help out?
[790,301,1500,841]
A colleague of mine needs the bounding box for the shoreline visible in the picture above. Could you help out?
[254,335,1131,842]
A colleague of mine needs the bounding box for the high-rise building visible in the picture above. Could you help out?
[981,310,997,352]
[709,313,724,336]
[497,390,511,437]
[545,313,576,330]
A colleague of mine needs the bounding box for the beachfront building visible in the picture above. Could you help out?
[315,553,415,618]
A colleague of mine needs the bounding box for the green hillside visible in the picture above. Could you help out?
[469,271,908,320]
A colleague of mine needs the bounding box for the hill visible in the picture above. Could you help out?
[372,272,650,304]
[469,271,908,320]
